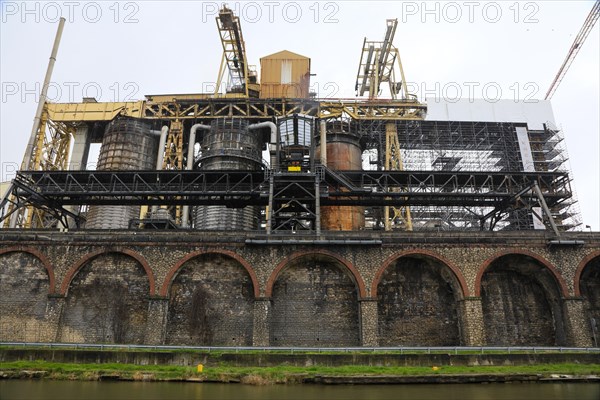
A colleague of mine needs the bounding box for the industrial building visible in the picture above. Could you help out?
[0,6,598,348]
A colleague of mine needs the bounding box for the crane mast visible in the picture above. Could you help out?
[355,19,410,100]
[545,0,599,100]
[356,19,417,231]
[214,5,258,97]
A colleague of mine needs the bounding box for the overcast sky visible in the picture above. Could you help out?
[1,0,598,229]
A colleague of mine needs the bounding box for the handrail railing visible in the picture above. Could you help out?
[1,342,598,354]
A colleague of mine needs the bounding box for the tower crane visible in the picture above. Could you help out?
[214,5,259,97]
[355,19,413,100]
[356,19,419,231]
[545,0,599,100]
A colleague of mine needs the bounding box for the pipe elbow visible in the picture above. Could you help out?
[248,121,277,143]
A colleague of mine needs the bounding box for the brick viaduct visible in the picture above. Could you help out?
[0,231,598,347]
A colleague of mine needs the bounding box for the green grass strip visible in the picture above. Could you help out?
[1,361,599,383]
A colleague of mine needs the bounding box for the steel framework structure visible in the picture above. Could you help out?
[355,19,409,100]
[1,168,571,232]
[2,96,581,232]
[354,19,418,231]
[4,96,426,228]
[44,97,427,121]
[357,119,580,231]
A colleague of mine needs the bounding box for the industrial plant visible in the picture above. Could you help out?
[0,5,598,348]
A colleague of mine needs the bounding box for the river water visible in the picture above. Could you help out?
[1,380,599,400]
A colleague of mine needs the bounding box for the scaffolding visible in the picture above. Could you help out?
[357,119,580,231]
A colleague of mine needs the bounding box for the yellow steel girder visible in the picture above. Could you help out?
[6,105,74,228]
[46,101,144,122]
[44,98,426,122]
[384,121,412,231]
[161,120,184,224]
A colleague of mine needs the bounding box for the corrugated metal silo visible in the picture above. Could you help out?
[86,118,158,229]
[192,118,262,230]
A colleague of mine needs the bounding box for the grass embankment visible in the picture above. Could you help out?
[1,360,599,384]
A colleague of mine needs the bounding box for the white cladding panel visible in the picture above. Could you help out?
[425,99,556,130]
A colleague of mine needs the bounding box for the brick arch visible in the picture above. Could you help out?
[371,249,468,298]
[574,250,600,297]
[0,246,56,294]
[475,249,569,297]
[160,249,259,298]
[265,249,367,298]
[60,248,155,296]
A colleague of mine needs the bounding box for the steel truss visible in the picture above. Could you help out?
[3,106,75,228]
[1,169,571,232]
[45,98,426,122]
[267,172,322,234]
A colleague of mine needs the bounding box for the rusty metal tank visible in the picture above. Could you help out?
[86,118,157,229]
[317,121,365,231]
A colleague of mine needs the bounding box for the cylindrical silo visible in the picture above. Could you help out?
[317,121,365,231]
[86,118,158,229]
[193,118,262,230]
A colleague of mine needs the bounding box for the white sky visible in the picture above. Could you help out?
[1,0,598,229]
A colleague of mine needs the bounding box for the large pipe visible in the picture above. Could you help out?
[248,121,277,169]
[319,119,327,165]
[22,17,66,170]
[155,125,169,170]
[547,240,585,246]
[532,180,561,237]
[181,123,210,227]
[248,122,277,230]
[151,125,169,214]
[245,239,383,245]
[248,121,277,142]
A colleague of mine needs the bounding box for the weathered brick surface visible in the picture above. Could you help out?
[252,298,271,346]
[459,298,484,346]
[563,299,589,347]
[145,298,168,345]
[1,231,598,347]
[377,257,461,346]
[57,253,150,344]
[580,256,600,345]
[481,255,566,346]
[165,254,254,346]
[270,256,360,346]
[0,252,50,341]
[359,299,378,346]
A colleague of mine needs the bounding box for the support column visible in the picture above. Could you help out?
[45,294,66,342]
[63,124,91,229]
[359,298,378,347]
[315,177,321,235]
[145,297,169,345]
[459,297,485,346]
[563,297,593,347]
[252,297,271,346]
[68,124,90,170]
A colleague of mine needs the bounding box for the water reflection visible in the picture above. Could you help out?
[1,380,599,400]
